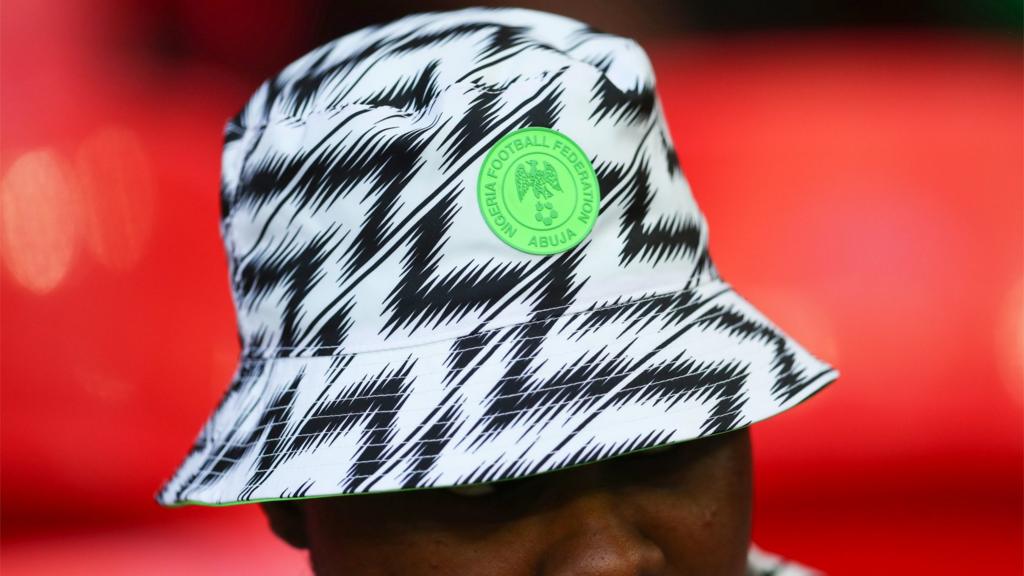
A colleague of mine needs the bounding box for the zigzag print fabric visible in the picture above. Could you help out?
[158,7,837,506]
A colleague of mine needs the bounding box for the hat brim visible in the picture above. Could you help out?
[158,279,836,506]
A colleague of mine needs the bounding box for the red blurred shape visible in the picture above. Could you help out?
[76,126,156,271]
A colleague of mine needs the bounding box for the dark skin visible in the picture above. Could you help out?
[262,428,752,575]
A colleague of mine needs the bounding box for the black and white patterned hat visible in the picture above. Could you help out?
[158,7,837,506]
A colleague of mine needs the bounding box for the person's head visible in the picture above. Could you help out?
[262,429,752,575]
[157,8,837,575]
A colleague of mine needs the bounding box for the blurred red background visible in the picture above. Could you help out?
[2,0,1021,574]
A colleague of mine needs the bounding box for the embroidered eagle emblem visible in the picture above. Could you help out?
[514,160,563,226]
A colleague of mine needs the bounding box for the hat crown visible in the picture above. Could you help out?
[219,8,715,358]
[231,8,655,127]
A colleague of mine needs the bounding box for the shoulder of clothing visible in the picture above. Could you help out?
[747,544,822,576]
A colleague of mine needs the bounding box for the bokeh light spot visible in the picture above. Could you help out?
[1000,278,1024,405]
[1,149,79,293]
[76,127,156,270]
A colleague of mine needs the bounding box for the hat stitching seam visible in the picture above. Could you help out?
[205,305,735,445]
[226,65,576,133]
[228,306,734,388]
[204,304,737,447]
[241,278,726,359]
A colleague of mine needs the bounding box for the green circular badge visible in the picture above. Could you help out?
[477,127,600,255]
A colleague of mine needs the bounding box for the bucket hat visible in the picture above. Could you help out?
[158,7,838,506]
